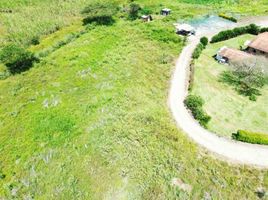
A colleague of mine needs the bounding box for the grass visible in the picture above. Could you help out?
[1,0,268,199]
[191,34,268,137]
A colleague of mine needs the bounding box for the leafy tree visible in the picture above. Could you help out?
[128,3,141,20]
[81,1,118,25]
[0,44,37,74]
[200,37,208,46]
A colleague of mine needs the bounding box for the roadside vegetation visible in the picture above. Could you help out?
[233,130,268,145]
[1,0,268,199]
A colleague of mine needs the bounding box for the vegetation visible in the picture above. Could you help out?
[219,13,237,23]
[219,59,267,101]
[192,43,204,59]
[191,34,268,137]
[184,95,211,127]
[1,0,268,199]
[0,44,37,74]
[200,37,208,46]
[233,130,268,145]
[81,1,118,25]
[211,24,261,43]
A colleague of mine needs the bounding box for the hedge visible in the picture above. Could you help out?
[184,95,211,128]
[211,24,261,43]
[232,130,268,145]
[219,13,237,23]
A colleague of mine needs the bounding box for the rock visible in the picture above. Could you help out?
[256,187,266,198]
[171,178,192,193]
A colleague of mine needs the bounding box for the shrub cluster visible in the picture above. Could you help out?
[211,24,260,43]
[192,37,208,59]
[0,44,38,74]
[218,13,237,23]
[184,95,211,127]
[81,1,118,25]
[232,130,268,145]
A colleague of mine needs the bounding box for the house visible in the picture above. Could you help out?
[175,24,195,36]
[161,8,171,16]
[141,15,153,22]
[247,32,268,57]
[216,46,252,64]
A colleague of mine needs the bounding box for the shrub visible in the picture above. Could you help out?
[260,27,268,33]
[232,130,268,145]
[184,95,211,127]
[141,7,153,15]
[81,1,118,25]
[0,44,37,74]
[211,24,261,43]
[128,3,141,20]
[219,13,237,23]
[200,37,208,46]
[30,36,40,45]
[192,43,204,59]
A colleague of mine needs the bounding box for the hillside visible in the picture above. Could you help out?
[0,0,268,199]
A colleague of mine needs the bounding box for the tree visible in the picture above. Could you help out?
[0,44,37,74]
[128,3,141,20]
[200,37,208,46]
[81,1,118,25]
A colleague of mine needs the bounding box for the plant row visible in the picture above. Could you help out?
[232,130,268,145]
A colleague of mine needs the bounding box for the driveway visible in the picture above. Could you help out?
[169,16,268,168]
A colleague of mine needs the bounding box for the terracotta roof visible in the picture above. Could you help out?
[218,47,252,61]
[248,32,268,53]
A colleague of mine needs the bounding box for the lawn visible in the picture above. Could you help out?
[191,34,268,137]
[1,0,268,199]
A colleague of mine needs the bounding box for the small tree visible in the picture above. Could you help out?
[0,44,37,74]
[200,37,208,46]
[81,1,118,25]
[128,3,141,20]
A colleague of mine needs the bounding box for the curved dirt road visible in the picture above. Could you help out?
[169,17,268,168]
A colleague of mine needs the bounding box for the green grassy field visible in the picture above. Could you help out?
[191,34,268,137]
[1,0,268,199]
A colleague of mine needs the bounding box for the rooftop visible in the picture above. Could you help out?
[218,46,252,62]
[248,32,268,53]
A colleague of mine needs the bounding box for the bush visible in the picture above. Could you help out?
[192,43,204,59]
[0,44,37,74]
[260,27,268,33]
[128,3,141,20]
[232,130,268,145]
[184,95,211,127]
[219,13,237,23]
[30,36,40,45]
[81,1,118,25]
[200,37,208,46]
[211,24,261,43]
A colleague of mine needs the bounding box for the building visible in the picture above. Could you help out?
[141,15,153,22]
[247,32,268,57]
[175,24,195,36]
[161,8,171,16]
[216,46,252,64]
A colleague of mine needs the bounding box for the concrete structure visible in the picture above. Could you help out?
[141,15,153,22]
[175,24,196,36]
[161,8,171,16]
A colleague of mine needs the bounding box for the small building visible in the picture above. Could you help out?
[247,32,268,57]
[216,46,252,64]
[175,24,195,36]
[141,15,153,22]
[161,8,171,16]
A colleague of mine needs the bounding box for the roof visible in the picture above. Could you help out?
[248,32,268,53]
[141,15,149,19]
[176,23,194,32]
[218,47,252,61]
[162,8,171,12]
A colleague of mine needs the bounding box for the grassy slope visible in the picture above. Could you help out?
[1,0,268,199]
[192,34,268,137]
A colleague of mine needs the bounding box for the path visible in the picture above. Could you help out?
[169,16,268,168]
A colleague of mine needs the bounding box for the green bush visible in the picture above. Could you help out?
[184,95,211,127]
[128,3,141,20]
[219,13,237,23]
[260,27,268,33]
[211,24,261,43]
[0,44,37,74]
[192,43,204,59]
[81,1,118,25]
[232,130,268,145]
[200,37,208,46]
